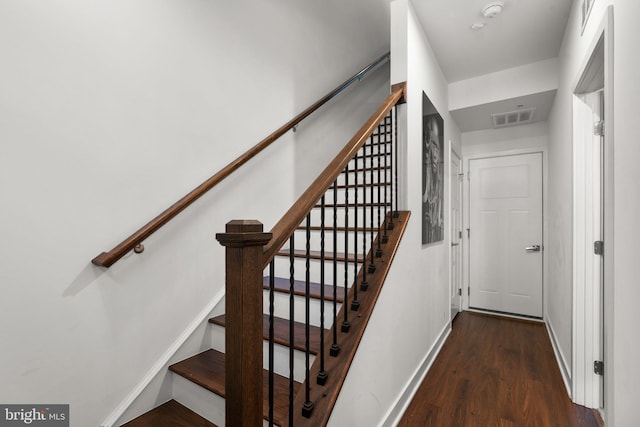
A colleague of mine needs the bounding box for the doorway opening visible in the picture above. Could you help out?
[571,6,613,415]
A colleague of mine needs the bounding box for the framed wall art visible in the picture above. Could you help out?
[422,92,444,245]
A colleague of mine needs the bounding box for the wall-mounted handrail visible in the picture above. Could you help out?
[92,52,391,268]
[262,82,406,268]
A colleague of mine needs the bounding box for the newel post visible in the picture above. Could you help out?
[216,220,272,427]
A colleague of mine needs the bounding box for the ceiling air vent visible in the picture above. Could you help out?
[491,107,536,128]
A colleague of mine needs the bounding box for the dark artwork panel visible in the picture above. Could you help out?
[422,93,444,244]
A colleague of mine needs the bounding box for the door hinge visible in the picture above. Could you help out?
[467,287,470,296]
[467,228,470,239]
[458,288,462,296]
[594,120,605,137]
[459,231,462,239]
[594,240,604,255]
[594,360,604,376]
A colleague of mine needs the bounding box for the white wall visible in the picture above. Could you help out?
[449,58,559,111]
[0,1,390,425]
[611,1,640,425]
[548,0,640,424]
[292,65,393,196]
[329,1,461,425]
[546,0,614,410]
[461,121,549,157]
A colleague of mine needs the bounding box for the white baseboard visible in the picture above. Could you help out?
[100,288,225,427]
[467,308,544,323]
[546,318,572,397]
[378,321,451,427]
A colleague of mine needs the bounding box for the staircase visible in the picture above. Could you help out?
[118,84,407,426]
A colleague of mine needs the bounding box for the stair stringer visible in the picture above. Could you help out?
[103,288,225,427]
[287,211,410,427]
[328,213,451,427]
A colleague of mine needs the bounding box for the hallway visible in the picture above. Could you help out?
[398,312,602,426]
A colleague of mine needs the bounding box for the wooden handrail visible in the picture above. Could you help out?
[262,82,406,267]
[92,52,391,268]
[219,82,406,425]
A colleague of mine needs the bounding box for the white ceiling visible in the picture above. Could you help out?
[412,0,573,83]
[410,0,573,132]
[450,90,557,132]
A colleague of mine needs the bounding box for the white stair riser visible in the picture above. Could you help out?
[266,289,342,328]
[319,188,391,205]
[210,324,315,383]
[307,207,389,229]
[173,375,274,427]
[291,231,376,255]
[337,172,393,187]
[270,258,361,286]
[173,374,225,427]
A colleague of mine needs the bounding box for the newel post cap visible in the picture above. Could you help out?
[216,220,272,247]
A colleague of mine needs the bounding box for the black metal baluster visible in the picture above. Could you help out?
[302,215,314,418]
[368,130,377,274]
[361,140,369,292]
[351,153,360,311]
[394,106,399,218]
[318,196,328,384]
[269,261,275,427]
[382,115,389,244]
[342,163,351,333]
[376,119,383,258]
[389,110,395,230]
[288,235,295,427]
[330,180,340,357]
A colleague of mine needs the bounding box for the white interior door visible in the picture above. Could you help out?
[469,153,543,318]
[594,90,605,409]
[574,88,605,408]
[450,152,462,320]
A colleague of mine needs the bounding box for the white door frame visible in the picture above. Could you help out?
[450,149,463,321]
[462,148,548,315]
[571,5,614,414]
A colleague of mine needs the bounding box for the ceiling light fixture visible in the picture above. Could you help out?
[482,1,505,19]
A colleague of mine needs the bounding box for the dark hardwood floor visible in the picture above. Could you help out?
[398,312,601,427]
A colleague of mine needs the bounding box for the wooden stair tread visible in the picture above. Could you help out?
[209,314,325,355]
[276,249,364,263]
[121,399,217,427]
[264,276,344,303]
[169,349,299,426]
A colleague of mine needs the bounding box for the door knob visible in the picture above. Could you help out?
[525,245,541,252]
[451,242,459,247]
